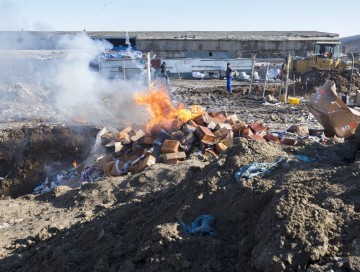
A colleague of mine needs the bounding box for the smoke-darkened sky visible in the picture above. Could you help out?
[0,0,358,38]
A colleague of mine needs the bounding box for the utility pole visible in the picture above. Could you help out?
[248,54,256,96]
[284,54,291,102]
[146,52,151,88]
[349,52,354,103]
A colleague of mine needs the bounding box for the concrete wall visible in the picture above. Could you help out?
[136,39,335,58]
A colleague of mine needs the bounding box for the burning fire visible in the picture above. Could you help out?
[134,87,204,130]
[73,160,77,168]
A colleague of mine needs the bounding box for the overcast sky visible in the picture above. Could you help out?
[0,0,359,38]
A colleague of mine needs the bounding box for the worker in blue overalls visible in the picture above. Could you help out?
[225,62,233,93]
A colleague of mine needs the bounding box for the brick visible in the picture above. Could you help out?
[296,125,309,136]
[204,149,219,159]
[231,122,246,137]
[182,124,197,134]
[161,139,180,154]
[120,126,133,134]
[226,114,239,124]
[114,142,123,153]
[101,132,115,140]
[102,161,115,177]
[198,140,213,150]
[163,152,187,161]
[180,133,195,145]
[215,142,228,154]
[130,129,146,142]
[214,122,232,131]
[140,135,154,145]
[110,160,126,176]
[241,127,254,137]
[164,159,178,164]
[187,119,199,128]
[127,129,136,138]
[209,111,228,122]
[193,113,210,126]
[222,138,234,148]
[247,134,266,141]
[213,127,232,140]
[195,125,215,143]
[137,155,156,171]
[128,164,141,173]
[281,138,297,146]
[207,120,217,130]
[249,121,269,135]
[96,154,113,167]
[264,133,280,143]
[122,150,144,161]
[171,130,185,142]
[171,118,184,131]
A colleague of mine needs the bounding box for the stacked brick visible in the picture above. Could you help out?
[95,111,310,176]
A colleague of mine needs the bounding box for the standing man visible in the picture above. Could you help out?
[225,62,233,93]
[160,61,169,85]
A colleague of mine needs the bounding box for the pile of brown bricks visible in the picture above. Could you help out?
[96,111,307,176]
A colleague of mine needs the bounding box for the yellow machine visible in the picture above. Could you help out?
[292,42,355,83]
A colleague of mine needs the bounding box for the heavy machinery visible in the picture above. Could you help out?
[291,41,356,84]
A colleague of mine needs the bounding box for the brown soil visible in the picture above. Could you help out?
[1,77,360,272]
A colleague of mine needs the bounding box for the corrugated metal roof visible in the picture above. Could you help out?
[0,31,339,41]
[87,31,339,41]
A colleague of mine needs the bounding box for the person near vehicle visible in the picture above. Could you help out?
[160,61,169,84]
[225,62,233,93]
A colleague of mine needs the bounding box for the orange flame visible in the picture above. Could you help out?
[134,87,204,130]
[73,160,77,168]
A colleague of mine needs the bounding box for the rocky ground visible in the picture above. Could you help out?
[1,74,360,271]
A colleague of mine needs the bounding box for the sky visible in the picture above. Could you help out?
[0,0,359,38]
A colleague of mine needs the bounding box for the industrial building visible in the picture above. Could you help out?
[90,31,339,58]
[0,31,340,79]
[0,31,339,58]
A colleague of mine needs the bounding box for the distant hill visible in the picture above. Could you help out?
[340,35,360,53]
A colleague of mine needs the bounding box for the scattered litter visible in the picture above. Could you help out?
[192,72,205,79]
[295,155,317,163]
[238,72,250,80]
[234,157,285,181]
[34,164,103,195]
[180,215,215,235]
[266,68,280,80]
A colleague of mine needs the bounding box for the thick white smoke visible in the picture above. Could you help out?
[0,31,150,127]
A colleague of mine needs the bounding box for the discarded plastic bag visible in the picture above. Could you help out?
[192,72,205,79]
[253,71,260,80]
[234,157,285,181]
[238,72,250,80]
[179,215,215,235]
[295,155,317,163]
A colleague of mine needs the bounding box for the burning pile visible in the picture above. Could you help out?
[93,87,304,177]
[34,86,318,194]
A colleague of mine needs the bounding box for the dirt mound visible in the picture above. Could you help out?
[1,135,360,271]
[302,70,360,94]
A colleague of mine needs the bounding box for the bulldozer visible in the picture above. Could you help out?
[290,41,357,84]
